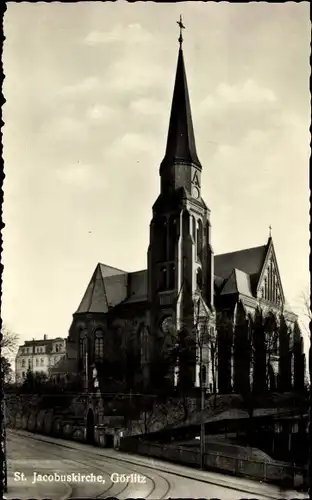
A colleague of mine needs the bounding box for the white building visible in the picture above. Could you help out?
[15,335,66,383]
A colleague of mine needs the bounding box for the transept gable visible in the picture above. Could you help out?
[76,263,128,314]
[256,239,285,308]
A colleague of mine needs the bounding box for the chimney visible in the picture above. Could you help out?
[44,334,47,340]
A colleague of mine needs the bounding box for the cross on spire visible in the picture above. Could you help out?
[269,225,272,238]
[177,15,185,48]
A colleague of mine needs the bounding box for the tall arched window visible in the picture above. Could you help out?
[196,219,203,261]
[192,216,196,242]
[155,217,167,261]
[168,263,175,289]
[159,266,167,291]
[182,210,190,239]
[200,365,207,385]
[168,215,176,260]
[196,267,203,290]
[264,277,268,300]
[94,329,104,361]
[79,330,85,360]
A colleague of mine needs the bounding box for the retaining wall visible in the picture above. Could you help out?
[119,438,308,490]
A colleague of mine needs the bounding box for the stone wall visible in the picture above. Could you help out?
[119,438,308,490]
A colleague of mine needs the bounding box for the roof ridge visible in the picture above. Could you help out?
[215,244,266,258]
[98,262,127,273]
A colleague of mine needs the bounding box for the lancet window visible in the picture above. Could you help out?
[94,329,104,361]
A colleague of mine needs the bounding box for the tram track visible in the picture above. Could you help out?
[8,430,172,499]
[8,429,304,500]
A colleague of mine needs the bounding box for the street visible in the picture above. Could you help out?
[5,429,306,499]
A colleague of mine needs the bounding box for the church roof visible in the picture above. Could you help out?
[220,268,253,297]
[214,245,267,280]
[75,241,290,314]
[160,47,202,172]
[76,264,128,314]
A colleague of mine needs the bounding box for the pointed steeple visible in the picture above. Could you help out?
[160,23,202,173]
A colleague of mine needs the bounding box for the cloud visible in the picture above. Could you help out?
[201,79,277,112]
[39,116,86,141]
[129,97,166,116]
[57,77,101,97]
[84,23,152,45]
[54,162,107,189]
[85,104,116,122]
[107,132,152,157]
[107,57,164,93]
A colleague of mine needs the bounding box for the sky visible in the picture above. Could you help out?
[2,2,310,356]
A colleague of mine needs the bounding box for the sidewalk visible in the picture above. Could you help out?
[4,473,71,500]
[5,433,72,500]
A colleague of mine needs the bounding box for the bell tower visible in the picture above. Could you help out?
[147,18,214,389]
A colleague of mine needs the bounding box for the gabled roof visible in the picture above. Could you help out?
[160,48,202,172]
[220,268,253,297]
[214,245,267,280]
[76,263,128,314]
[75,265,147,314]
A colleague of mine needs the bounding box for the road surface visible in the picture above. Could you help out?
[6,429,306,499]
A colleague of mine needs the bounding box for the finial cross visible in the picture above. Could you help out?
[269,225,272,238]
[177,15,185,48]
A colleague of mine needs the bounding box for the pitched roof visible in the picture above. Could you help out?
[76,264,128,314]
[75,243,272,313]
[160,48,202,172]
[75,265,147,314]
[220,269,253,297]
[214,245,267,280]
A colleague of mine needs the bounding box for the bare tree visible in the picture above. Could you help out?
[1,324,19,359]
[1,324,19,384]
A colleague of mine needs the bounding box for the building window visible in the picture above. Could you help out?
[79,331,85,360]
[28,359,31,366]
[196,219,203,261]
[94,329,104,361]
[36,358,39,366]
[155,217,167,261]
[56,345,59,352]
[192,216,196,242]
[40,358,44,366]
[22,371,25,378]
[159,266,167,291]
[168,215,176,260]
[22,359,25,367]
[168,263,175,290]
[196,267,203,290]
[200,365,207,385]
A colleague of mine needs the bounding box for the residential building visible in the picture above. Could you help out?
[15,335,66,383]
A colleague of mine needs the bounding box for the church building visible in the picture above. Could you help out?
[64,27,305,398]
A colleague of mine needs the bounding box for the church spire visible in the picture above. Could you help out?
[160,17,202,173]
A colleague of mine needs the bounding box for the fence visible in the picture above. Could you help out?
[119,438,308,490]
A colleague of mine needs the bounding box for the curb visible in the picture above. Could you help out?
[9,429,305,500]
